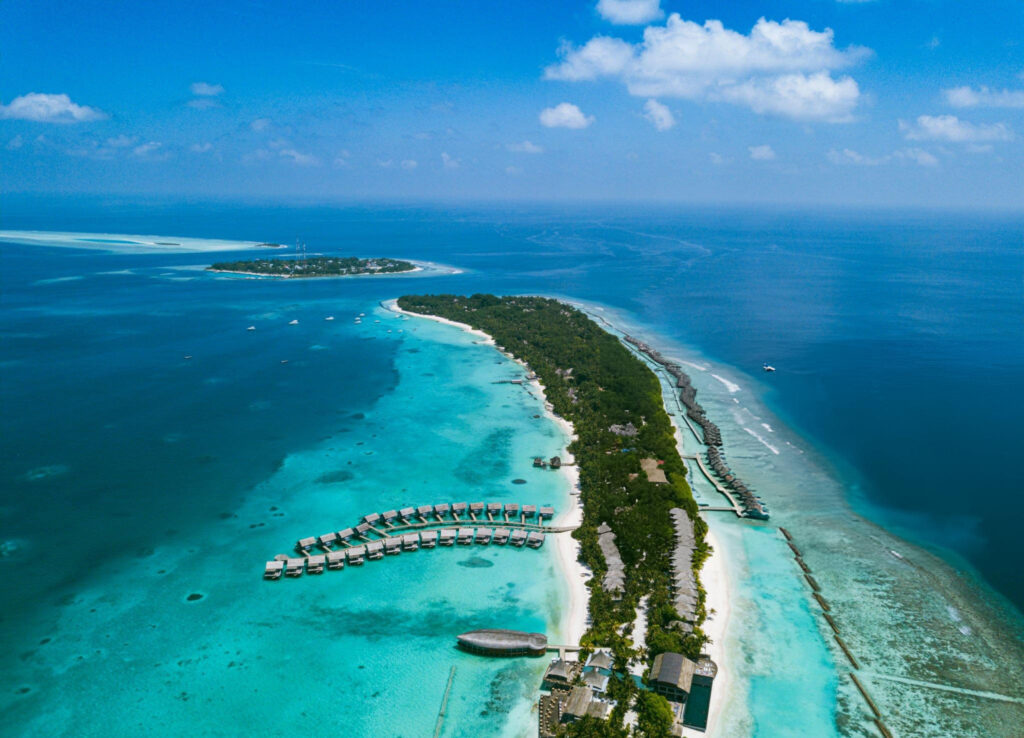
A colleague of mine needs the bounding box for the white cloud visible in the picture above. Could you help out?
[827,148,888,165]
[748,144,776,160]
[943,86,1024,109]
[278,148,319,166]
[596,0,663,25]
[0,93,106,123]
[643,98,675,130]
[507,140,544,153]
[133,141,162,157]
[540,102,594,129]
[708,152,725,165]
[334,150,351,167]
[441,152,459,168]
[377,159,393,168]
[250,118,271,131]
[545,15,868,121]
[401,159,418,169]
[900,114,1013,143]
[106,135,137,148]
[190,82,224,96]
[7,135,23,150]
[188,98,220,110]
[506,165,523,175]
[894,147,938,167]
[190,142,214,153]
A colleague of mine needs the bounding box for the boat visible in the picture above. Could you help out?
[247,326,255,331]
[762,362,776,372]
[289,319,299,325]
[325,316,335,321]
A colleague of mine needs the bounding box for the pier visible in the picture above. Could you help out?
[264,501,576,579]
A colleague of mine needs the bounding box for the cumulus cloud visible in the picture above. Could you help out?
[540,102,594,129]
[827,148,888,165]
[190,142,214,153]
[133,141,163,157]
[596,0,663,25]
[0,93,106,123]
[190,82,224,96]
[507,140,544,153]
[401,159,418,169]
[250,118,271,131]
[544,15,868,121]
[278,148,319,166]
[643,98,675,130]
[943,86,1024,109]
[893,148,938,167]
[106,135,137,148]
[900,114,1013,143]
[441,152,460,168]
[748,144,776,160]
[7,135,24,150]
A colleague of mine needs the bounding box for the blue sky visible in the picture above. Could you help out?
[2,0,1022,207]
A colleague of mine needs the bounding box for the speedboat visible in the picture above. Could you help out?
[762,362,776,372]
[247,326,256,331]
[325,316,335,321]
[288,319,299,325]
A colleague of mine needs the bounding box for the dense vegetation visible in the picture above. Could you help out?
[208,255,415,277]
[398,294,710,735]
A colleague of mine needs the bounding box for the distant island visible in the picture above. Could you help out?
[207,256,417,278]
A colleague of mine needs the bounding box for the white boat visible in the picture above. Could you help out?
[247,326,256,331]
[762,362,776,373]
[289,319,299,325]
[325,316,334,321]
[359,313,365,317]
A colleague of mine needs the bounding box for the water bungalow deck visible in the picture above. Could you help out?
[263,500,571,578]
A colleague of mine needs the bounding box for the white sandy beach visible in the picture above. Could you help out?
[385,298,591,648]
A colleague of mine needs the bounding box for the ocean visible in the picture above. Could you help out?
[2,196,1022,736]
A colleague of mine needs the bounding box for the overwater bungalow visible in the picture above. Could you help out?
[469,502,485,518]
[398,506,416,522]
[264,561,285,580]
[384,537,402,555]
[354,522,372,538]
[363,512,381,526]
[457,528,474,545]
[318,532,337,549]
[533,457,547,468]
[421,530,438,548]
[337,527,355,541]
[347,545,366,565]
[285,558,305,577]
[433,503,450,519]
[549,456,562,469]
[509,530,528,547]
[382,510,399,525]
[492,528,510,545]
[402,533,420,551]
[451,502,468,516]
[504,503,519,517]
[306,554,326,574]
[486,502,502,517]
[475,527,493,544]
[326,551,345,570]
[522,504,537,519]
[526,531,545,548]
[539,506,554,520]
[439,529,457,546]
[296,536,317,552]
[366,541,384,560]
[416,504,433,520]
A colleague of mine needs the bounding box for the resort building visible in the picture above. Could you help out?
[326,551,345,570]
[647,651,718,733]
[264,561,284,580]
[457,629,548,657]
[305,554,326,574]
[597,522,626,599]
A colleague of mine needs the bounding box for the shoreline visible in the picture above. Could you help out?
[208,264,424,279]
[384,298,590,648]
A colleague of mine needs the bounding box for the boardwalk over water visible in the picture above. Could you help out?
[263,501,577,579]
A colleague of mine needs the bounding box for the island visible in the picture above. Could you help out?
[397,294,712,737]
[207,255,416,278]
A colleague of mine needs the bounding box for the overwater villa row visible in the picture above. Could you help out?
[263,501,557,579]
[669,508,699,630]
[621,333,770,520]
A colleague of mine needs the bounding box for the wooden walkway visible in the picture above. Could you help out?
[683,453,744,516]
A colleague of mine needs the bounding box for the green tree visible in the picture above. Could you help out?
[633,692,675,738]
